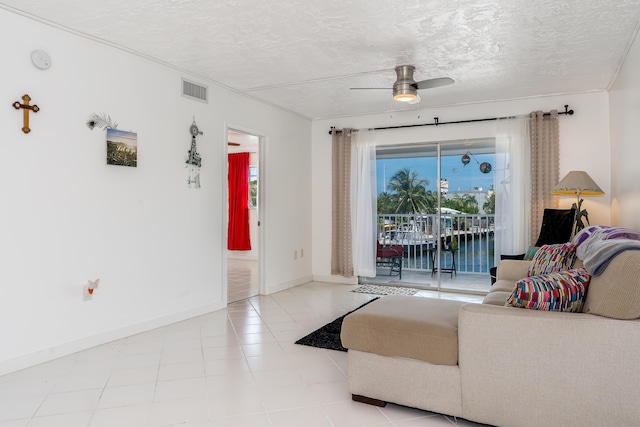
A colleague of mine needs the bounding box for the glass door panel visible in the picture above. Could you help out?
[438,140,495,293]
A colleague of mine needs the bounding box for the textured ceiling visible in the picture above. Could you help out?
[2,0,640,119]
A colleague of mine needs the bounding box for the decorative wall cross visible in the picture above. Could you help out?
[12,94,40,134]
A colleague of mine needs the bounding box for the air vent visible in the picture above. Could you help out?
[182,78,208,103]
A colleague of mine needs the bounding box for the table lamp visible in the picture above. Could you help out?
[551,171,604,234]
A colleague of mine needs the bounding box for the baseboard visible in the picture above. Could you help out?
[265,275,313,295]
[0,301,225,376]
[312,274,358,285]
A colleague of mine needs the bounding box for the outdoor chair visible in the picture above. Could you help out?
[376,241,404,280]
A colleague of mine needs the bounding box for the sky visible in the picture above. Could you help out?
[376,153,495,196]
[106,128,138,147]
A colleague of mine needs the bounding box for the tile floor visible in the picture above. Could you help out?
[0,282,486,427]
[228,258,260,303]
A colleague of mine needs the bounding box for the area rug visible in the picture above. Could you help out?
[351,284,420,296]
[295,298,379,352]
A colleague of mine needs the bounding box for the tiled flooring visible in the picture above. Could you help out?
[0,282,486,427]
[228,258,260,303]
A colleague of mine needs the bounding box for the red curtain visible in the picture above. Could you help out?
[228,152,251,250]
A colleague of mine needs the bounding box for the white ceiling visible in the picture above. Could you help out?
[3,1,640,120]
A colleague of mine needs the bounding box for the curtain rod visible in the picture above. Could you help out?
[328,104,574,134]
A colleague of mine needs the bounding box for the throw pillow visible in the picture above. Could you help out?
[506,268,591,312]
[523,246,540,261]
[527,243,577,277]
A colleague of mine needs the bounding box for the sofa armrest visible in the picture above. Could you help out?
[496,259,530,281]
[458,303,640,427]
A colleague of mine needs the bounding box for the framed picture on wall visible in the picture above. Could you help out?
[106,128,137,167]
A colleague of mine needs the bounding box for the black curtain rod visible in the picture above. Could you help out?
[328,104,574,134]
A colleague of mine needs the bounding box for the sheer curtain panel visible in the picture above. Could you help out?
[494,117,531,263]
[350,129,377,277]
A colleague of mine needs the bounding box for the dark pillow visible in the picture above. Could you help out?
[500,253,526,261]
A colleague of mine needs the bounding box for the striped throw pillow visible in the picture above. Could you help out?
[506,268,591,312]
[527,243,577,277]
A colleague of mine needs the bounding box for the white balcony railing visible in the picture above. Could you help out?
[378,213,495,275]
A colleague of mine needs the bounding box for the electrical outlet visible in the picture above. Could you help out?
[82,285,92,301]
[294,250,298,260]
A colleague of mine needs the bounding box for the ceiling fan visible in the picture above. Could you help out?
[351,65,454,103]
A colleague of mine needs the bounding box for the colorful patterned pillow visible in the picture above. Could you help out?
[506,268,591,312]
[527,243,576,277]
[523,246,540,261]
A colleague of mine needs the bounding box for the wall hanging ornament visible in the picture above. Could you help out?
[86,112,118,130]
[461,151,492,174]
[186,118,203,189]
[12,94,39,134]
[87,278,100,295]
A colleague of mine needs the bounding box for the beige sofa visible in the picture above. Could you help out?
[341,251,640,427]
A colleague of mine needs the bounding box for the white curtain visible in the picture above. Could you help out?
[494,117,530,263]
[351,129,377,277]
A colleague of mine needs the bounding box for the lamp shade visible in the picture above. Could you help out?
[551,171,604,196]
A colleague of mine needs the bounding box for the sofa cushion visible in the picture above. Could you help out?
[527,243,577,277]
[491,279,518,293]
[341,295,464,366]
[583,251,640,319]
[483,291,511,306]
[506,268,591,312]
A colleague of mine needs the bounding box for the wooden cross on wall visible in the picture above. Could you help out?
[12,94,40,134]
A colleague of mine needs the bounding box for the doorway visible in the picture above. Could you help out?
[226,128,261,303]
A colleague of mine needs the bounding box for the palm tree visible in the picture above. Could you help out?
[387,168,434,214]
[377,191,395,214]
[452,193,479,214]
[483,187,495,214]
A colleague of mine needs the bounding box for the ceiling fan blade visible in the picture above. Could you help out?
[414,77,454,90]
[349,87,392,90]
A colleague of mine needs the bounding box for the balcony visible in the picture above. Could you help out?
[372,213,495,293]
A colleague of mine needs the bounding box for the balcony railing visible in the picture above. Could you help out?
[378,213,495,275]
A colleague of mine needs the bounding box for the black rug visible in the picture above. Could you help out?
[295,298,379,352]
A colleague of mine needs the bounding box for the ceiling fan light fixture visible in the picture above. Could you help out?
[349,64,452,103]
[393,65,418,102]
[393,91,417,102]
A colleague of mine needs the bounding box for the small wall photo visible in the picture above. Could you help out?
[106,128,137,167]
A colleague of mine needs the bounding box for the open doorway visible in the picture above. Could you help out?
[226,128,261,303]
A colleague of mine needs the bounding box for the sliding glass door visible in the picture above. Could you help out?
[374,138,495,293]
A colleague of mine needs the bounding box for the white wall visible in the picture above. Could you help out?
[609,29,640,229]
[0,9,312,374]
[312,92,611,282]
